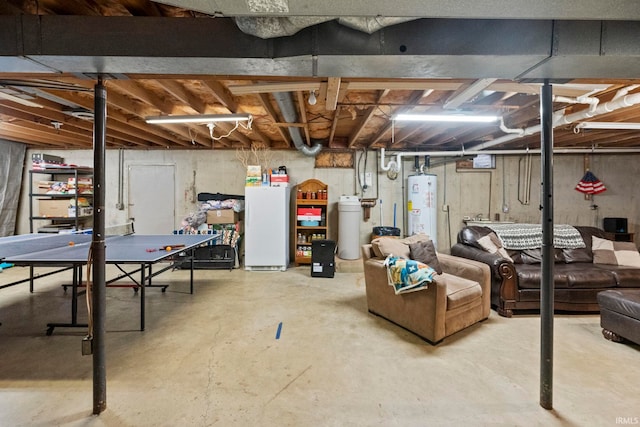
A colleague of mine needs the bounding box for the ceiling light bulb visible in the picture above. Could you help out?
[308,90,317,106]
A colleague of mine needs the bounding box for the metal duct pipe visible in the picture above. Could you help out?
[272,92,322,157]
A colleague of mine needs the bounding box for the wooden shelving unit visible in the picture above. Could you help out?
[294,179,328,266]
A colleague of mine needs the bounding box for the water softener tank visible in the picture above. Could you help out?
[338,195,361,259]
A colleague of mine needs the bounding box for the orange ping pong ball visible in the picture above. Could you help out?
[165,246,172,251]
[68,241,75,246]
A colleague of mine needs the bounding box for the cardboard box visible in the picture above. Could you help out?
[206,209,239,225]
[39,199,72,217]
[68,206,93,217]
[68,177,93,194]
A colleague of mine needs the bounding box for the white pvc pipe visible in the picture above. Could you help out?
[379,146,640,171]
[469,87,640,151]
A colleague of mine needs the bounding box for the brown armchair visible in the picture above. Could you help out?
[361,235,491,344]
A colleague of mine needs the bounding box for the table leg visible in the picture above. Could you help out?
[71,264,79,324]
[46,264,88,335]
[190,248,194,295]
[140,263,145,331]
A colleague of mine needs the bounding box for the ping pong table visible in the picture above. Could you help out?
[0,230,219,334]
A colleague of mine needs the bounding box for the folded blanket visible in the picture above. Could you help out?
[384,255,436,295]
[486,223,585,250]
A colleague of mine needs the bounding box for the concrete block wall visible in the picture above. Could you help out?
[18,149,640,254]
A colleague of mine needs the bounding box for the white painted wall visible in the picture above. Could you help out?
[18,149,640,254]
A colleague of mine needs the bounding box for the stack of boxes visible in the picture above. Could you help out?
[38,177,94,218]
[245,165,290,187]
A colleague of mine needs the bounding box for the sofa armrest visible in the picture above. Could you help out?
[450,243,519,316]
[438,253,492,317]
[450,243,508,269]
[361,243,376,261]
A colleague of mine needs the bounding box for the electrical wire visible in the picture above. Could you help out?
[208,117,253,142]
[85,244,94,341]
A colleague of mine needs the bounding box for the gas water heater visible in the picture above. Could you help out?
[407,174,438,246]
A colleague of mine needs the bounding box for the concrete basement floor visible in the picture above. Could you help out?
[0,261,639,426]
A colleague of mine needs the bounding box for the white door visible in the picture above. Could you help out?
[128,164,175,234]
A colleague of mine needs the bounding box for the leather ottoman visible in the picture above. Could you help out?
[597,289,640,345]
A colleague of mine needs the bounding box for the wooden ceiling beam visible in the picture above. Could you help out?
[156,80,207,114]
[109,80,176,113]
[325,77,341,111]
[201,80,238,111]
[1,121,88,147]
[348,89,389,148]
[366,90,431,147]
[45,89,198,147]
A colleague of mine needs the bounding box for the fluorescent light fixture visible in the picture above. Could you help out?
[145,113,252,124]
[394,113,500,123]
[575,121,640,130]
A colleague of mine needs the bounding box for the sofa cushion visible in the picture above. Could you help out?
[593,264,640,287]
[592,236,640,267]
[516,264,569,289]
[513,248,566,264]
[409,240,443,274]
[371,234,429,259]
[564,264,617,289]
[436,273,482,310]
[563,226,609,263]
[476,232,514,262]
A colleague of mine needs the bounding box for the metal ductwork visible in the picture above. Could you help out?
[272,92,323,157]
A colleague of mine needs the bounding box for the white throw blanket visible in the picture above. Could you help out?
[486,224,586,250]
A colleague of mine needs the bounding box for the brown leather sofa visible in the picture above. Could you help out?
[362,234,491,344]
[451,225,640,317]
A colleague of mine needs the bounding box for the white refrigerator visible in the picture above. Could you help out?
[244,186,291,271]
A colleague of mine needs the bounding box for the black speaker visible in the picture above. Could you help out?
[311,240,336,278]
[603,217,628,233]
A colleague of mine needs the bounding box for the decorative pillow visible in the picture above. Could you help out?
[409,240,443,274]
[592,236,640,267]
[371,237,410,259]
[371,234,430,259]
[477,232,514,262]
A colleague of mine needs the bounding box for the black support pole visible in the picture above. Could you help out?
[540,80,554,410]
[92,77,107,415]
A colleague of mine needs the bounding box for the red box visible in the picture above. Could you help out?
[270,174,289,183]
[297,207,321,221]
